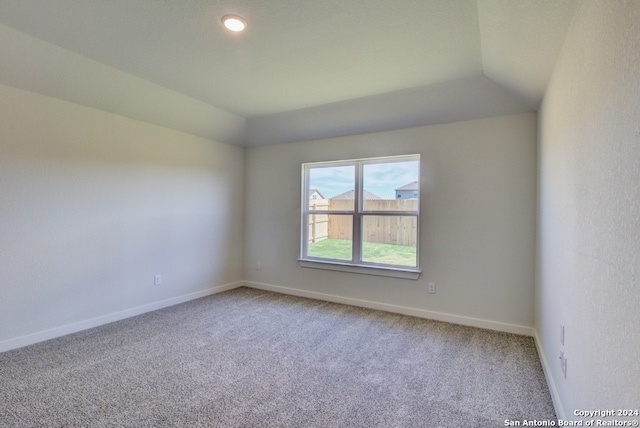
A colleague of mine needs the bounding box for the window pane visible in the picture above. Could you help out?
[307,215,352,261]
[362,160,419,211]
[361,215,417,267]
[308,165,355,211]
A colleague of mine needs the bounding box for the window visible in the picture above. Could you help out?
[300,155,420,279]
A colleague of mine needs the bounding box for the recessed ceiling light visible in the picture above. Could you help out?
[222,15,247,32]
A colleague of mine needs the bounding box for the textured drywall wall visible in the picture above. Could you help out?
[244,113,537,332]
[537,0,640,419]
[0,84,244,349]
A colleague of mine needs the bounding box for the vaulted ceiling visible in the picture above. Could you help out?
[0,0,581,146]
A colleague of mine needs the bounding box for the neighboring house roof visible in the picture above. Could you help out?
[330,189,382,200]
[309,189,325,198]
[395,181,419,191]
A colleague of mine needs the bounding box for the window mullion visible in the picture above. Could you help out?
[352,162,363,264]
[363,211,418,216]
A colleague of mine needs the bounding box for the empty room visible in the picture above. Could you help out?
[1,1,638,426]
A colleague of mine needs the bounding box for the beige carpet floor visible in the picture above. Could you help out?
[0,287,555,427]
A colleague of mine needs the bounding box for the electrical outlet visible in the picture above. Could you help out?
[428,282,436,294]
[154,274,162,286]
[560,325,565,346]
[256,261,261,270]
[559,352,567,379]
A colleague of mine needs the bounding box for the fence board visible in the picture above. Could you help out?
[308,199,329,243]
[308,199,418,246]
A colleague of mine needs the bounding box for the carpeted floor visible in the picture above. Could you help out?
[0,287,555,427]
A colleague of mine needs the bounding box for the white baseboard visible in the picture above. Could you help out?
[0,281,243,353]
[1,279,535,354]
[243,281,534,336]
[533,329,565,420]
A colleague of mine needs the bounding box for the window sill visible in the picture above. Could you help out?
[298,259,421,280]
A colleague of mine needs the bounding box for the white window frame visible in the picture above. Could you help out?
[299,155,421,280]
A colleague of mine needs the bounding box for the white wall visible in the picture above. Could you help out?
[244,113,537,334]
[0,84,245,351]
[537,0,640,419]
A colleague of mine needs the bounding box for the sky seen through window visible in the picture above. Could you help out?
[309,160,419,199]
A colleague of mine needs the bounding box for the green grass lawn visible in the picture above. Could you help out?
[308,239,416,267]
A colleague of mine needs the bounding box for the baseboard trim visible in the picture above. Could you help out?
[1,279,535,353]
[533,329,565,420]
[243,281,534,336]
[0,281,243,353]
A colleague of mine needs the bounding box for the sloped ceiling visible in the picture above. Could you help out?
[0,0,581,146]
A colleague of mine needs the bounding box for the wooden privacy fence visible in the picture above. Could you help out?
[308,199,330,244]
[308,199,418,246]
